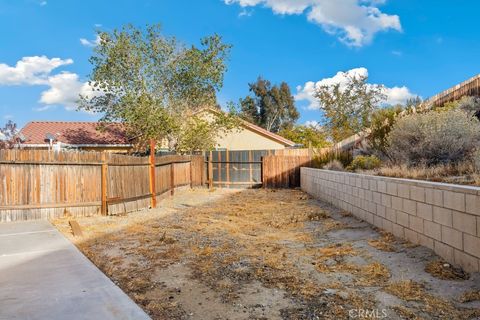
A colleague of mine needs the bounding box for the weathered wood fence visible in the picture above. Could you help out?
[0,150,204,222]
[204,149,316,189]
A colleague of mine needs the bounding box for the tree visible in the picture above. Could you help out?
[367,105,403,158]
[278,124,330,148]
[314,74,386,142]
[239,77,299,133]
[80,24,235,151]
[0,120,19,149]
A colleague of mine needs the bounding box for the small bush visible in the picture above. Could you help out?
[348,155,381,171]
[387,109,480,166]
[323,160,344,171]
[313,149,353,168]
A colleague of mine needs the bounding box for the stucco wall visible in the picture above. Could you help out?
[215,127,286,151]
[301,167,480,272]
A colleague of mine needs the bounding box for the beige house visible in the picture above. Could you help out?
[18,111,295,153]
[195,108,296,151]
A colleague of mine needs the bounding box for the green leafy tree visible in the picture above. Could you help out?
[239,77,299,133]
[278,124,330,148]
[80,24,233,151]
[314,74,386,142]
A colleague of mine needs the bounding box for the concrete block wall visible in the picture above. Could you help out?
[301,167,480,272]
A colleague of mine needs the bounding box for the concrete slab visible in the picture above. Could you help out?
[0,221,150,320]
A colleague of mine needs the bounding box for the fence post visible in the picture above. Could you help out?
[189,156,193,189]
[149,139,157,208]
[101,152,108,215]
[261,156,266,189]
[170,161,175,195]
[208,151,213,189]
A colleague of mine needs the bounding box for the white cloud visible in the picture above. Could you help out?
[80,35,101,47]
[0,56,98,111]
[0,56,73,86]
[295,67,417,109]
[224,0,401,47]
[39,72,97,110]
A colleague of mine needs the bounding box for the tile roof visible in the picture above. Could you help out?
[19,121,131,145]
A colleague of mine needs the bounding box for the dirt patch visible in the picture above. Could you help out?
[52,188,480,320]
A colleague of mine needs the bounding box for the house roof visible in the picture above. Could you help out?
[19,121,131,146]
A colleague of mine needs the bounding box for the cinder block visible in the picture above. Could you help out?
[403,199,417,215]
[383,219,393,233]
[373,192,382,205]
[452,212,477,236]
[417,203,433,221]
[464,234,480,258]
[433,206,453,227]
[381,194,392,207]
[418,234,434,250]
[376,204,386,218]
[397,184,410,199]
[441,226,463,250]
[434,241,454,264]
[364,212,374,224]
[392,223,405,238]
[425,188,443,206]
[424,220,442,241]
[374,216,384,228]
[410,186,425,202]
[369,180,377,192]
[454,249,479,273]
[397,211,409,227]
[364,190,373,202]
[405,228,419,244]
[478,217,480,237]
[409,215,424,233]
[377,180,387,193]
[443,191,465,212]
[385,208,396,222]
[386,182,398,196]
[392,196,403,211]
[362,178,369,189]
[466,194,480,216]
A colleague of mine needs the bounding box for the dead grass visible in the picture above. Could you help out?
[459,290,480,303]
[425,260,469,280]
[386,280,480,319]
[52,189,480,320]
[368,232,397,252]
[376,162,480,186]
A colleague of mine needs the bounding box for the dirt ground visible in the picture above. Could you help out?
[52,188,480,320]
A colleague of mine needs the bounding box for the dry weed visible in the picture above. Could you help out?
[459,290,480,303]
[425,260,469,280]
[368,232,397,252]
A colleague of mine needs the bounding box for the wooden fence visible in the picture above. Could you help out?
[262,155,312,188]
[204,149,316,189]
[0,150,203,222]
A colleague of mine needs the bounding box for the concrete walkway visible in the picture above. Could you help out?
[0,220,150,320]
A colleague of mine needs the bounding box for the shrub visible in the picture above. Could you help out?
[387,109,480,166]
[348,155,381,171]
[312,149,353,168]
[323,160,344,171]
[368,105,403,157]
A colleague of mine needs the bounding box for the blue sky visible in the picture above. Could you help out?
[0,0,479,128]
